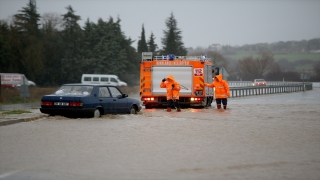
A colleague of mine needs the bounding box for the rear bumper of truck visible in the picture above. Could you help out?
[142,96,213,108]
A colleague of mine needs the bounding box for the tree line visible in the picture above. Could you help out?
[0,0,187,86]
[0,0,319,87]
[189,48,320,82]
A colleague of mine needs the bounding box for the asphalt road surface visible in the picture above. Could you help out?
[0,89,319,180]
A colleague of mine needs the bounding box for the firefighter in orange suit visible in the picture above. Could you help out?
[160,74,181,112]
[205,74,230,109]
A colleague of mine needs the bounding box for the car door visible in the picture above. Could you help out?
[98,87,114,114]
[108,86,128,113]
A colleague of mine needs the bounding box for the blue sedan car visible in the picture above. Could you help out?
[40,84,142,118]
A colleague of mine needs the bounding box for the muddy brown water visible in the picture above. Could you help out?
[0,89,319,180]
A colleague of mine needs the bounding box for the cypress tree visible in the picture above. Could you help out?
[147,32,158,55]
[61,5,85,83]
[137,24,148,53]
[161,12,187,56]
[13,0,43,81]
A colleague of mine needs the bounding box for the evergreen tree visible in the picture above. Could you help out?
[82,18,98,74]
[161,12,187,56]
[147,32,158,55]
[88,17,126,74]
[121,38,140,86]
[61,5,85,83]
[0,21,11,72]
[81,17,140,85]
[39,14,65,86]
[137,24,148,53]
[12,0,43,81]
[14,0,40,37]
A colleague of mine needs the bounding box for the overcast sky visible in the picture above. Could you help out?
[1,0,319,48]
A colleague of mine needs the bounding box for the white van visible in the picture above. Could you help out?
[81,74,127,86]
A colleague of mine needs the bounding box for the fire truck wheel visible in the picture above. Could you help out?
[201,97,208,107]
[207,97,213,106]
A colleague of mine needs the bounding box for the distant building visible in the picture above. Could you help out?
[209,44,222,51]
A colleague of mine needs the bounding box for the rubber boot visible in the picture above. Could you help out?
[167,108,171,112]
[177,108,181,112]
[217,105,221,109]
[223,105,227,110]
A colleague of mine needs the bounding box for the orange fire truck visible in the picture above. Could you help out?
[140,52,214,108]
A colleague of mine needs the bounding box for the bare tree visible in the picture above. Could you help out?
[238,51,274,80]
[313,61,320,81]
[257,51,274,76]
[188,50,227,68]
[209,51,228,68]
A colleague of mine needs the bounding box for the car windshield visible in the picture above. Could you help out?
[54,85,93,96]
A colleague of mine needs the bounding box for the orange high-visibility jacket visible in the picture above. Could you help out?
[160,74,181,100]
[205,74,230,98]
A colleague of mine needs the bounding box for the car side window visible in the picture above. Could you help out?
[108,87,122,98]
[99,87,111,97]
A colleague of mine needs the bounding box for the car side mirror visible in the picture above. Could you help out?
[122,94,128,98]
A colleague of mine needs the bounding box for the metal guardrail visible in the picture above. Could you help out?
[229,83,313,98]
[228,81,307,87]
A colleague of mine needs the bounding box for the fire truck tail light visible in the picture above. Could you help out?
[144,97,155,101]
[191,98,202,101]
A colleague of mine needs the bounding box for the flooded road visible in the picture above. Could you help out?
[0,89,319,180]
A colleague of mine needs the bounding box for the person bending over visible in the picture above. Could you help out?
[160,74,181,112]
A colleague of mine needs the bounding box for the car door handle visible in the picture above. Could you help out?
[113,99,116,101]
[99,99,103,102]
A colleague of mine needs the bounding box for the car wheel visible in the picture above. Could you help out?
[130,106,137,114]
[93,109,101,118]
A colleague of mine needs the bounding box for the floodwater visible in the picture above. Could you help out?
[0,89,319,180]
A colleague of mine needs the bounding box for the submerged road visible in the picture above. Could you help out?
[0,89,319,180]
